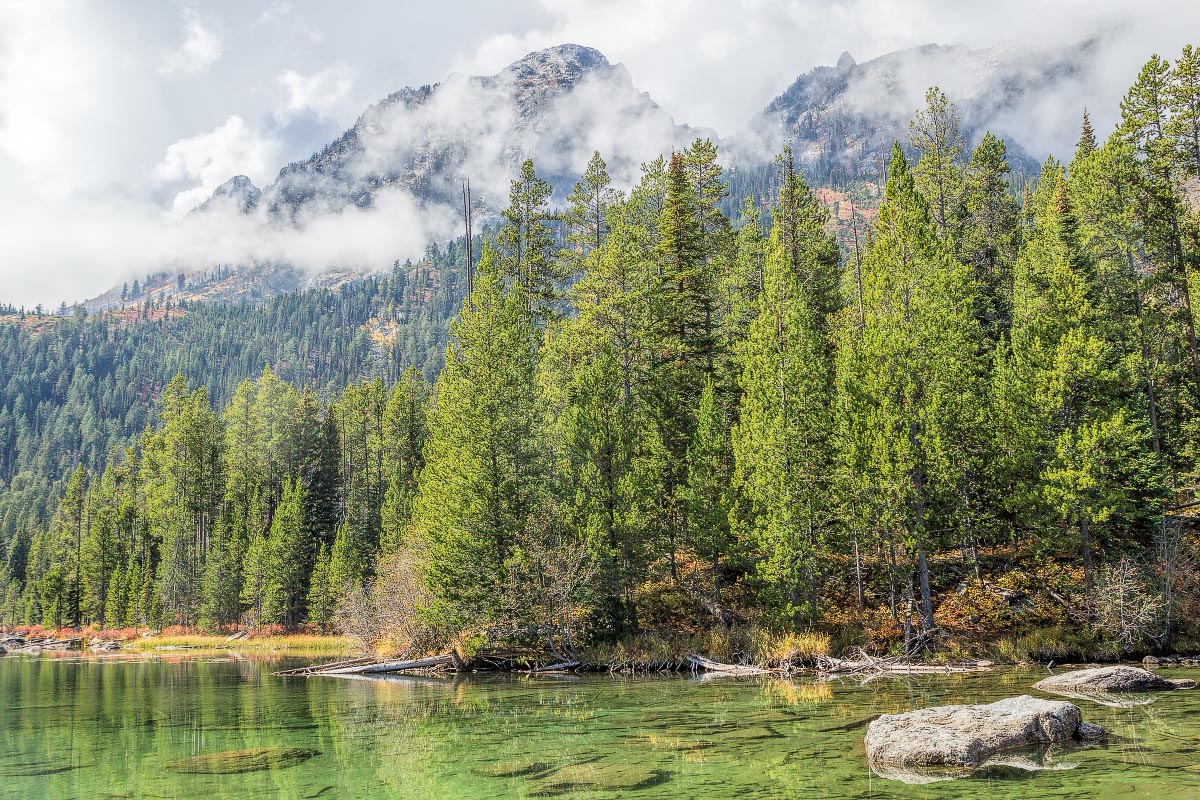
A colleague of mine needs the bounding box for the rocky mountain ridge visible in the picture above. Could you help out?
[220,44,700,221]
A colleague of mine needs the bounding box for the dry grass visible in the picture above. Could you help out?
[579,626,831,669]
[126,633,352,655]
[751,630,831,665]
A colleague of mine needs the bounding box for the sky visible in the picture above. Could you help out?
[0,0,1197,308]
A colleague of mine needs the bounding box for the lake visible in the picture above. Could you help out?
[1,653,1198,798]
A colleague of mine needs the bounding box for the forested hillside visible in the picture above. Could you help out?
[3,48,1200,662]
[0,245,467,566]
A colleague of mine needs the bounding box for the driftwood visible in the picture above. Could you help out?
[685,653,773,676]
[318,653,457,676]
[817,647,993,677]
[273,656,379,677]
[528,661,580,674]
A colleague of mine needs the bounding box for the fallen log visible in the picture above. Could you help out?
[816,648,994,677]
[528,661,580,674]
[40,638,82,651]
[685,653,773,676]
[273,656,379,677]
[320,653,457,676]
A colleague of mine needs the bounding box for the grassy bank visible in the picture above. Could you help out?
[126,633,352,656]
[1,624,353,656]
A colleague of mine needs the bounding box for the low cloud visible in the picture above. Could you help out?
[276,65,356,122]
[154,116,281,218]
[0,186,459,309]
[158,9,223,77]
[2,0,1199,309]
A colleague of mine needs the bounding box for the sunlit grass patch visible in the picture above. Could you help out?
[126,632,352,655]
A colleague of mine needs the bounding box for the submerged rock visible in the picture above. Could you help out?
[865,695,1101,772]
[1034,665,1196,694]
[165,747,318,774]
[534,762,667,795]
[472,760,555,779]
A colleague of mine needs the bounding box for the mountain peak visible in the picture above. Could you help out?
[505,44,610,76]
[198,175,261,214]
[837,51,856,70]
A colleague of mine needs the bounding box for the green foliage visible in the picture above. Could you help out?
[2,50,1197,655]
[836,144,984,634]
[734,206,837,621]
[411,248,547,631]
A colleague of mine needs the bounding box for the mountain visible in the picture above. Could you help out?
[96,39,1118,321]
[199,175,262,215]
[200,40,1111,236]
[211,44,703,220]
[738,38,1107,186]
[0,242,468,516]
[80,265,366,315]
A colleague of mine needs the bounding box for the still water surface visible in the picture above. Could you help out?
[1,653,1198,798]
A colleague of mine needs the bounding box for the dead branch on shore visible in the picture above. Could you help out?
[273,656,380,677]
[319,653,458,675]
[816,647,994,678]
[528,661,580,673]
[685,653,773,676]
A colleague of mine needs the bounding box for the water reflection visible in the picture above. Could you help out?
[0,654,1199,798]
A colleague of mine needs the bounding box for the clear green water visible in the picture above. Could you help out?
[2,653,1199,798]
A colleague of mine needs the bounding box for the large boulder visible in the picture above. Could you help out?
[1034,665,1196,694]
[865,695,1101,771]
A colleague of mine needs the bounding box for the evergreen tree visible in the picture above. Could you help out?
[836,144,983,639]
[997,177,1163,608]
[380,369,429,552]
[306,543,336,629]
[1168,44,1200,178]
[498,159,562,323]
[1121,54,1200,383]
[650,151,711,578]
[909,87,966,239]
[411,247,546,629]
[565,151,620,269]
[262,477,311,626]
[957,132,1021,342]
[144,376,222,626]
[734,192,838,624]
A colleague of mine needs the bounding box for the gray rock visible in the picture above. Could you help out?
[865,695,1098,769]
[1034,665,1195,694]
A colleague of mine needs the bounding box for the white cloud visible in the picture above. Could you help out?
[276,65,356,122]
[0,187,458,309]
[154,116,280,216]
[2,0,1199,309]
[158,9,223,77]
[459,0,1200,136]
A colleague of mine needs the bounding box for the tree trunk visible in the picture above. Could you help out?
[917,549,934,632]
[853,533,865,612]
[1081,513,1095,619]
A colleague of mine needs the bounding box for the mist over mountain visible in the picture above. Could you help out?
[731,36,1113,186]
[198,37,1110,238]
[26,36,1134,314]
[205,44,703,222]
